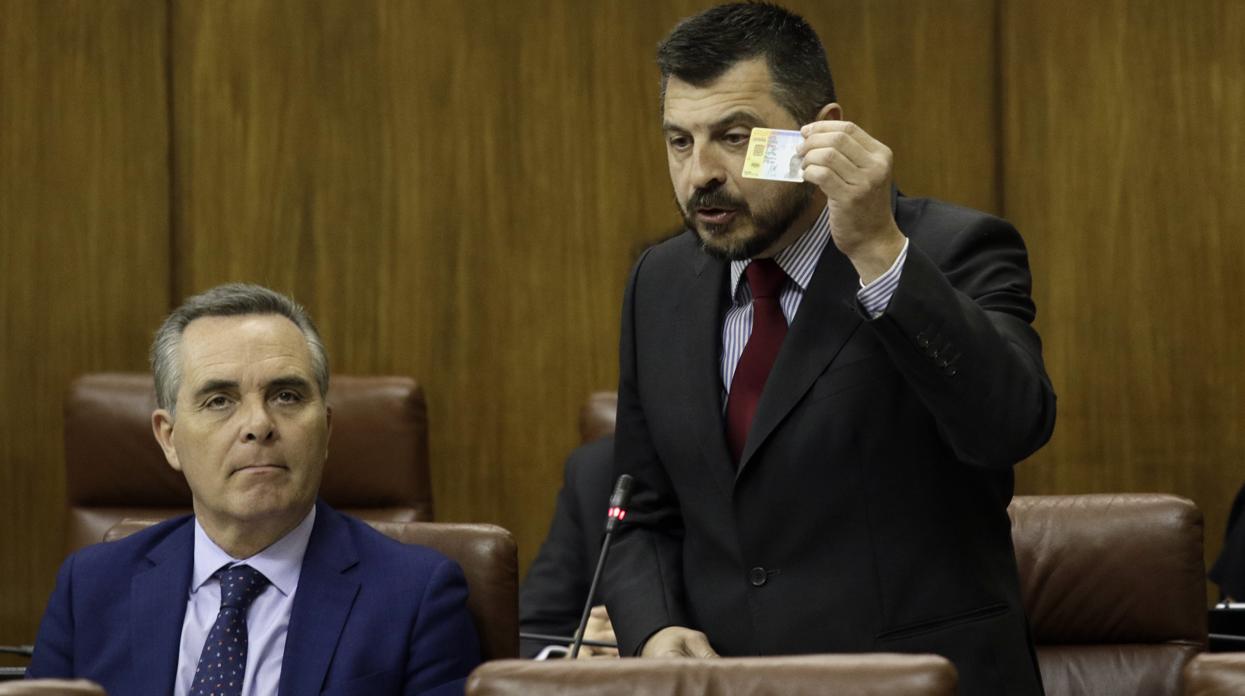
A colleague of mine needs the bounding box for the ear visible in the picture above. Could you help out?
[151,409,182,471]
[323,404,333,455]
[815,102,843,123]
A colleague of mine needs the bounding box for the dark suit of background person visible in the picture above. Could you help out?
[607,195,1055,695]
[1211,481,1245,599]
[28,500,480,696]
[519,437,616,658]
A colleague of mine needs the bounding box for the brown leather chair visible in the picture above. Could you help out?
[107,518,519,660]
[1183,653,1245,695]
[0,680,106,695]
[578,391,616,444]
[466,654,957,696]
[1010,494,1207,696]
[63,373,434,552]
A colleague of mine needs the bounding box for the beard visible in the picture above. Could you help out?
[678,180,815,261]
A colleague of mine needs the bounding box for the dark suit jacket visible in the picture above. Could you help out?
[604,196,1056,696]
[518,436,615,657]
[28,500,481,695]
[1211,481,1245,599]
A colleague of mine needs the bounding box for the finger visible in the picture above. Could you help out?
[801,147,865,186]
[686,632,720,658]
[798,131,872,168]
[800,120,883,153]
[802,163,852,192]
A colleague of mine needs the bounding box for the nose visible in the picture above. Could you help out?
[240,399,276,443]
[688,142,727,194]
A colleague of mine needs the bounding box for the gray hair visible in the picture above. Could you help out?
[150,283,329,414]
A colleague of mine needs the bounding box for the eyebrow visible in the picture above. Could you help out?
[267,376,313,393]
[663,110,766,135]
[192,379,239,402]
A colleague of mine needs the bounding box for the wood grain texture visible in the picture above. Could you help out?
[1003,0,1245,592]
[0,0,169,653]
[170,0,997,574]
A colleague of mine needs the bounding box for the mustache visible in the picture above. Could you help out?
[687,185,749,213]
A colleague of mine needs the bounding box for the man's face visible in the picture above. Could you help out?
[664,57,816,260]
[153,314,330,535]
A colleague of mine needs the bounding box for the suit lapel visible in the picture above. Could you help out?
[130,519,193,694]
[681,250,737,500]
[737,241,863,477]
[279,502,360,696]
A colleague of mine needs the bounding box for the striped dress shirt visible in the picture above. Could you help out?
[721,205,910,396]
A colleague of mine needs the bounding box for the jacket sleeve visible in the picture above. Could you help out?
[518,441,606,656]
[27,553,77,678]
[405,558,481,695]
[867,212,1056,468]
[601,249,690,655]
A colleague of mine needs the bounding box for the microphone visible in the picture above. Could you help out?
[569,474,633,658]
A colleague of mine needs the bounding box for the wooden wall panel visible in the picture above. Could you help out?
[170,0,997,573]
[1003,0,1245,588]
[0,0,169,654]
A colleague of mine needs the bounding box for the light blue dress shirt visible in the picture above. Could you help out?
[173,506,316,696]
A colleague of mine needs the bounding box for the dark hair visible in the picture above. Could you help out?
[657,2,836,123]
[150,283,329,413]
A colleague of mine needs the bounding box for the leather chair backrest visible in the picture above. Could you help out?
[465,653,957,696]
[577,391,616,444]
[106,518,518,660]
[1183,653,1245,695]
[1009,494,1207,696]
[0,680,107,695]
[64,373,434,552]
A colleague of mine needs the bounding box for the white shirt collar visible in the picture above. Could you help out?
[190,505,317,598]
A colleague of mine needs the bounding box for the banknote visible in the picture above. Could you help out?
[741,127,805,182]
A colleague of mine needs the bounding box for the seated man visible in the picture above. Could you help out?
[28,283,480,695]
[519,436,618,658]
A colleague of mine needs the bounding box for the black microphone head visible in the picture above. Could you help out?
[609,474,634,509]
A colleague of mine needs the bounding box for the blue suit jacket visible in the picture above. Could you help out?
[28,501,481,695]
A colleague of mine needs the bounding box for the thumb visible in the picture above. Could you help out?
[686,632,719,658]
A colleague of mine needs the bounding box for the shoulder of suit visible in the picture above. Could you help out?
[69,513,193,569]
[336,510,458,573]
[897,195,1013,236]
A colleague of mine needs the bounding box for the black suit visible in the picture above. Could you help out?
[519,437,615,657]
[604,196,1056,695]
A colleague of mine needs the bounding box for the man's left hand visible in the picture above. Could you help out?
[798,120,905,283]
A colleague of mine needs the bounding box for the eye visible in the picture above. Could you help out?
[273,390,303,405]
[667,134,692,152]
[204,394,233,410]
[723,131,750,146]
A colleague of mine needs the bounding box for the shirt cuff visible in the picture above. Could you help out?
[857,238,909,319]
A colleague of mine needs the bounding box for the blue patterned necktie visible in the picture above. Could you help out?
[190,564,269,696]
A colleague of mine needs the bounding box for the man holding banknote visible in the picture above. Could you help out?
[603,4,1055,695]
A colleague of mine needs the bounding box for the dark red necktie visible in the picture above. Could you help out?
[725,258,789,465]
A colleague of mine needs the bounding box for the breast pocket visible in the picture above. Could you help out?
[806,354,894,403]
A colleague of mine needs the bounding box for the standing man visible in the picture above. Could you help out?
[29,283,481,695]
[603,4,1055,695]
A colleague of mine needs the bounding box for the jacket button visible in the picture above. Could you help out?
[749,567,768,587]
[916,333,930,348]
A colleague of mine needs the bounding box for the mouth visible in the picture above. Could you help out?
[696,207,738,226]
[231,463,288,476]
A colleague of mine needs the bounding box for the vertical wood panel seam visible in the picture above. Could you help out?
[993,0,1007,218]
[165,0,180,307]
